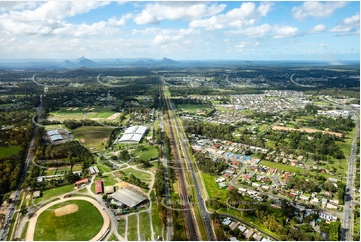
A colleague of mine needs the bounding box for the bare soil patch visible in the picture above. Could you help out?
[272,126,343,137]
[54,204,79,217]
[107,113,121,120]
[80,139,85,143]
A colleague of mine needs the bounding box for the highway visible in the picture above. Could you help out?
[323,96,359,241]
[161,80,215,241]
[158,85,174,241]
[0,95,42,241]
[161,85,199,240]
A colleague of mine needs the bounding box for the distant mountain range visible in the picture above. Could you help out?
[0,57,358,70]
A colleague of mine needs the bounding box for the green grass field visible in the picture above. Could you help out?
[72,126,115,151]
[34,200,103,241]
[122,168,152,184]
[139,212,151,241]
[201,173,228,203]
[49,107,117,122]
[151,201,162,239]
[33,185,75,204]
[117,217,126,238]
[0,146,21,157]
[127,214,138,241]
[133,145,158,161]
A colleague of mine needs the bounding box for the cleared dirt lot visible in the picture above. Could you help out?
[272,126,343,137]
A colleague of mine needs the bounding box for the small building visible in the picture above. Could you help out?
[95,180,103,194]
[243,229,254,239]
[218,182,227,189]
[104,186,115,194]
[229,221,240,230]
[75,178,89,186]
[238,225,247,233]
[253,233,263,241]
[222,218,232,226]
[33,191,41,199]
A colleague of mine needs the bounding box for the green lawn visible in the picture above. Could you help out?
[122,168,152,184]
[72,126,115,151]
[151,201,162,239]
[127,214,138,241]
[139,212,151,241]
[177,104,212,113]
[117,217,126,238]
[33,185,75,204]
[34,200,103,241]
[133,146,158,161]
[0,146,21,157]
[201,173,228,203]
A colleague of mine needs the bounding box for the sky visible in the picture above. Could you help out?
[0,0,359,61]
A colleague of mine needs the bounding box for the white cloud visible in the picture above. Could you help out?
[329,13,360,34]
[308,24,326,33]
[292,1,347,21]
[317,43,327,49]
[226,23,298,39]
[273,26,299,38]
[134,2,226,24]
[152,28,200,45]
[190,2,273,30]
[0,2,130,37]
[226,23,273,37]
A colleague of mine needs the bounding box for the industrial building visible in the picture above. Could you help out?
[118,126,148,143]
[46,130,63,142]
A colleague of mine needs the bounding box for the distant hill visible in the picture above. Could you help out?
[130,57,178,67]
[74,56,99,68]
[59,60,76,69]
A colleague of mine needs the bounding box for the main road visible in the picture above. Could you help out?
[0,95,42,241]
[161,79,215,241]
[323,96,359,241]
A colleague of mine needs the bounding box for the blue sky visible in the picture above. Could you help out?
[0,1,359,61]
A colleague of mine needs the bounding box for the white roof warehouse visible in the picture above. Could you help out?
[118,126,148,143]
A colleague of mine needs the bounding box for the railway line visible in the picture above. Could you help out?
[161,85,199,241]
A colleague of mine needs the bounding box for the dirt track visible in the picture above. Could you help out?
[272,126,343,137]
[25,196,110,241]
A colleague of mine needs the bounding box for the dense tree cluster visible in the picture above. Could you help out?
[269,130,345,159]
[183,120,235,141]
[286,177,320,193]
[123,173,148,190]
[63,119,103,129]
[194,152,228,175]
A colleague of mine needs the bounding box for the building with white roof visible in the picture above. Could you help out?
[46,130,63,142]
[118,126,148,143]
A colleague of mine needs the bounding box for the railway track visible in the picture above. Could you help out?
[161,85,198,241]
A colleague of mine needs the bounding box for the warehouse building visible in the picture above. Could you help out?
[118,126,148,143]
[46,130,64,142]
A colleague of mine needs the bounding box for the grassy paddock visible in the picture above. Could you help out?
[201,173,228,203]
[34,184,75,204]
[117,217,126,238]
[127,214,138,241]
[133,146,158,161]
[34,200,103,241]
[0,146,21,157]
[72,126,114,151]
[139,212,151,241]
[122,168,152,184]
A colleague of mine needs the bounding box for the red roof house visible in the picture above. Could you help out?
[95,180,103,194]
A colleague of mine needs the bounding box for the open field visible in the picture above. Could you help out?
[72,126,114,150]
[0,146,21,157]
[133,145,158,161]
[272,126,343,137]
[117,217,126,238]
[48,107,118,122]
[34,200,103,241]
[201,173,228,203]
[33,185,75,204]
[127,214,138,241]
[121,168,152,184]
[139,212,151,240]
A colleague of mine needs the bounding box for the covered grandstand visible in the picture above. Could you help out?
[118,126,148,143]
[46,130,63,142]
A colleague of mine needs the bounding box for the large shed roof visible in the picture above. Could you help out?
[49,134,63,142]
[110,187,147,208]
[118,126,148,143]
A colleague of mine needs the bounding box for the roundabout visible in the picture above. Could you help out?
[25,196,110,241]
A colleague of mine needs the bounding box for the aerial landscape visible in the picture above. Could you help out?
[0,1,359,241]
